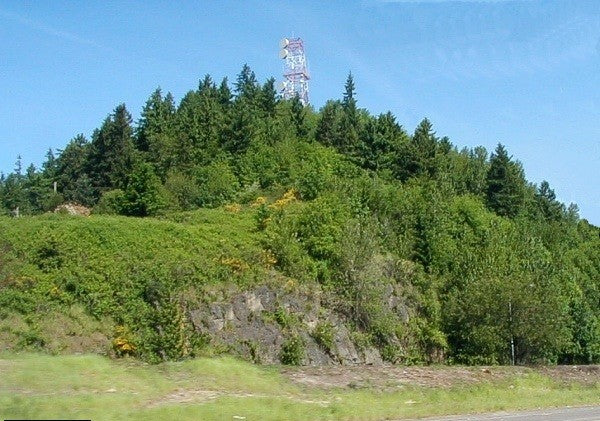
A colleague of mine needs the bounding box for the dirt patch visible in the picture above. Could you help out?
[147,389,222,407]
[147,389,331,408]
[539,365,600,386]
[281,365,600,390]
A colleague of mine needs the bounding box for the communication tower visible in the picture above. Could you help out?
[279,37,310,105]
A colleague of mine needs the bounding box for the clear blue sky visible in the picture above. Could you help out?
[1,1,599,224]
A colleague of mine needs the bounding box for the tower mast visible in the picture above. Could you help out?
[279,37,310,105]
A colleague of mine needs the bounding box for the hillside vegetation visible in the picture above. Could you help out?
[0,67,599,365]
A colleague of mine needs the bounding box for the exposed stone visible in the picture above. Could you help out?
[188,284,389,366]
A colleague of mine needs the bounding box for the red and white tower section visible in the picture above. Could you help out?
[279,37,310,106]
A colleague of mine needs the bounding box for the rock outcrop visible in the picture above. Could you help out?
[189,285,385,365]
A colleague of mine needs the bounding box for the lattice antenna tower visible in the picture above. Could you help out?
[278,37,310,105]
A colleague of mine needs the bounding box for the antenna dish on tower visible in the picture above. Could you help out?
[278,37,310,105]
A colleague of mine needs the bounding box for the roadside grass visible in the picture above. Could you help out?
[2,353,599,421]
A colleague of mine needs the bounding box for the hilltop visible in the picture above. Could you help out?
[0,67,599,365]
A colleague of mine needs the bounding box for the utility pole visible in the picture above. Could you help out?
[509,300,515,366]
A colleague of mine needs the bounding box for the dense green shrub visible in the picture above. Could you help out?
[93,189,124,214]
[280,334,305,365]
[120,162,167,216]
[195,160,239,207]
[163,171,202,211]
[0,209,262,362]
[312,322,335,353]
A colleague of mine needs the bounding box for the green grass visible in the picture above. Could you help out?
[1,353,599,421]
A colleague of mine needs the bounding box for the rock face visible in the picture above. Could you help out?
[189,285,384,365]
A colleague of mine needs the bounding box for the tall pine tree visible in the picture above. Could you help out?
[87,104,136,197]
[485,143,526,218]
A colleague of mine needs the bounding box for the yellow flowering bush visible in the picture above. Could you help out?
[113,325,136,356]
[219,257,250,274]
[224,203,242,213]
[250,196,267,207]
[271,189,298,210]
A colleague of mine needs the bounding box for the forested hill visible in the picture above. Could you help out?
[0,65,598,365]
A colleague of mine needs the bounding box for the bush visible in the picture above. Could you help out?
[120,162,168,216]
[164,171,202,211]
[312,322,335,353]
[196,160,239,207]
[93,189,124,215]
[272,307,298,330]
[280,334,305,365]
[289,145,336,200]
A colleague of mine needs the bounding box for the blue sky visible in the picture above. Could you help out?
[1,0,599,224]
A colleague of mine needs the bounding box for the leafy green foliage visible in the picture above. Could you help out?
[86,104,136,197]
[0,208,262,362]
[195,160,239,207]
[312,322,335,353]
[120,162,167,216]
[280,334,305,365]
[93,189,125,215]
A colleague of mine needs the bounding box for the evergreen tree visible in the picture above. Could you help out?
[359,112,407,172]
[342,73,357,115]
[175,76,225,170]
[136,88,176,178]
[0,174,6,215]
[534,180,564,222]
[394,119,438,181]
[315,100,343,147]
[86,104,136,197]
[217,77,232,109]
[338,72,360,155]
[224,100,254,154]
[1,157,27,214]
[289,95,308,138]
[198,74,213,93]
[260,77,278,118]
[412,118,438,177]
[56,134,94,206]
[234,63,259,101]
[485,144,526,218]
[42,148,58,181]
[14,155,22,178]
[222,65,264,154]
[120,162,166,217]
[23,164,46,212]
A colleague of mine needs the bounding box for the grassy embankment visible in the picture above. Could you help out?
[2,353,599,421]
[0,208,266,359]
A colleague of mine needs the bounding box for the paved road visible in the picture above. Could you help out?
[407,406,600,420]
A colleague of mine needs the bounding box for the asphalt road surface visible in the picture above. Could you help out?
[407,406,600,420]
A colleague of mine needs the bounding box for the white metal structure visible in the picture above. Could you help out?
[279,37,310,105]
